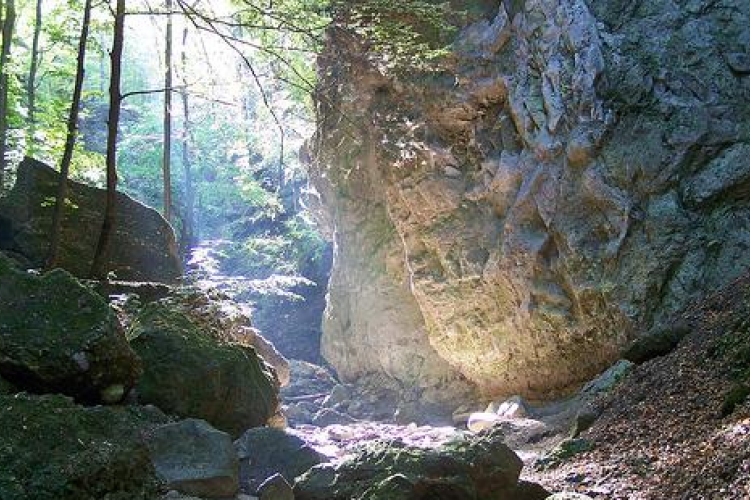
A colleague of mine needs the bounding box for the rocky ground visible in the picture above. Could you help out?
[271,272,750,499]
[523,274,750,499]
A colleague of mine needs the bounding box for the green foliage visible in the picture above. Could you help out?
[222,214,327,279]
[334,0,458,72]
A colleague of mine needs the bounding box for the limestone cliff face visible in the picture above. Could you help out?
[309,0,750,401]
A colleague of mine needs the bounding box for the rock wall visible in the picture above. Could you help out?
[0,157,182,282]
[309,0,750,401]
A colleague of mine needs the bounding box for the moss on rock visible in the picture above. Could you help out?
[0,393,167,500]
[0,253,141,403]
[294,428,546,499]
[130,302,279,437]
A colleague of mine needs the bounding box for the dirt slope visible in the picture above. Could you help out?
[528,273,750,499]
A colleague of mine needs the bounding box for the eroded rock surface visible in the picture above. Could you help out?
[309,0,750,400]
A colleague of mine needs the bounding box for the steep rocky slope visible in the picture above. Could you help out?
[527,271,750,498]
[308,0,750,403]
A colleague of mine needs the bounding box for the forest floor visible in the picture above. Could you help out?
[523,273,750,499]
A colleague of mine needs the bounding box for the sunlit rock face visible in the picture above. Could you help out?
[309,0,750,401]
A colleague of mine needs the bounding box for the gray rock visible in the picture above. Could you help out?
[0,254,140,403]
[570,404,602,438]
[258,473,295,500]
[546,494,594,500]
[294,428,537,500]
[312,408,358,427]
[0,157,182,282]
[727,52,750,74]
[494,395,530,418]
[322,384,350,408]
[580,360,634,399]
[147,419,239,498]
[235,427,324,493]
[307,0,750,402]
[622,322,691,365]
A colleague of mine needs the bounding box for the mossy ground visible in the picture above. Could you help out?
[0,393,168,500]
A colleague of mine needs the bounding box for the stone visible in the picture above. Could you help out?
[322,384,350,408]
[570,404,602,438]
[294,428,541,500]
[258,474,295,500]
[281,360,338,400]
[243,327,291,387]
[0,253,140,403]
[726,52,750,74]
[467,412,500,433]
[494,395,530,418]
[307,0,750,402]
[147,419,239,498]
[514,480,552,500]
[312,408,358,427]
[579,359,634,398]
[243,274,328,365]
[235,427,324,493]
[0,157,182,282]
[130,302,279,437]
[546,494,595,500]
[0,392,167,500]
[622,322,691,365]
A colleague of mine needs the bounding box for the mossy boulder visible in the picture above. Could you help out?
[0,254,141,403]
[294,428,547,500]
[130,302,280,437]
[0,156,182,282]
[0,392,168,500]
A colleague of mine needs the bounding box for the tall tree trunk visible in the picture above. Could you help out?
[90,0,124,280]
[0,0,16,193]
[162,0,173,222]
[25,0,42,155]
[46,0,91,269]
[180,26,196,249]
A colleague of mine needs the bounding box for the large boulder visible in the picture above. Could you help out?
[0,392,167,500]
[146,419,239,498]
[130,302,280,437]
[294,428,547,500]
[308,0,750,401]
[235,427,325,493]
[0,157,182,282]
[0,253,140,403]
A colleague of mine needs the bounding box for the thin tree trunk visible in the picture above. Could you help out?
[162,0,173,222]
[26,0,42,155]
[180,26,196,249]
[0,0,16,193]
[46,0,91,269]
[90,0,125,280]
